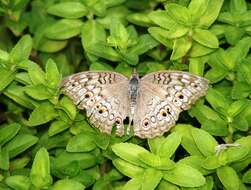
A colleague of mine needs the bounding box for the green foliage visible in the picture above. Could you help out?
[0,0,251,189]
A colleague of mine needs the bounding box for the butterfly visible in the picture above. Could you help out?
[61,70,209,139]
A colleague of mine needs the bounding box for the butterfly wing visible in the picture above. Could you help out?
[61,71,130,136]
[133,71,209,138]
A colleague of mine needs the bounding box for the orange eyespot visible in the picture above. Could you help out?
[143,118,150,127]
[98,107,107,114]
[178,94,184,99]
[160,109,167,117]
[115,117,122,125]
[84,91,94,99]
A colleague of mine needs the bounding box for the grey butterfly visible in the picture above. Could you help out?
[61,70,209,139]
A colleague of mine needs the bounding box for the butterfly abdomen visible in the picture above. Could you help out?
[129,74,140,115]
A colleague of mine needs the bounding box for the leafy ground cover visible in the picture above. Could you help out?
[0,0,251,189]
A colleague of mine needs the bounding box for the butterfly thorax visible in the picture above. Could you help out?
[128,73,140,115]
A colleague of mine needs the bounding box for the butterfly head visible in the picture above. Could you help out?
[131,69,139,80]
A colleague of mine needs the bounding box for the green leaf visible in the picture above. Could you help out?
[189,57,206,76]
[227,100,248,118]
[85,43,121,62]
[0,148,9,170]
[224,26,245,45]
[15,72,32,85]
[242,169,251,184]
[119,51,138,65]
[28,62,46,85]
[0,68,15,92]
[192,28,219,48]
[30,148,52,188]
[239,59,251,85]
[198,0,224,28]
[128,34,159,55]
[47,2,88,19]
[83,0,106,17]
[81,20,106,48]
[174,124,203,156]
[9,35,32,63]
[191,128,218,156]
[108,19,129,49]
[46,19,83,40]
[66,133,96,152]
[206,88,230,114]
[156,132,181,158]
[179,155,212,175]
[4,134,38,158]
[223,146,249,164]
[36,38,68,53]
[111,143,149,167]
[167,27,189,39]
[141,168,163,190]
[89,62,114,71]
[25,84,52,100]
[148,27,173,48]
[171,36,192,60]
[28,102,57,126]
[45,59,61,88]
[202,155,222,170]
[188,0,209,23]
[9,156,30,171]
[54,151,97,172]
[165,3,191,25]
[52,179,85,190]
[157,180,179,190]
[127,12,153,27]
[112,158,144,178]
[189,42,216,57]
[123,176,142,190]
[139,152,175,170]
[93,133,110,150]
[229,0,247,13]
[48,120,69,137]
[148,10,178,30]
[163,163,205,187]
[5,175,31,190]
[4,83,37,109]
[0,123,21,146]
[227,37,251,67]
[58,96,76,121]
[231,82,251,99]
[217,166,240,190]
[0,49,9,62]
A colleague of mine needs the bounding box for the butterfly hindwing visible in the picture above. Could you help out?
[61,71,130,136]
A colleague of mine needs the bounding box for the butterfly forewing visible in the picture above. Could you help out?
[61,71,130,136]
[141,71,209,110]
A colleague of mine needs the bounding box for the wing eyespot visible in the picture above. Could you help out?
[115,117,122,125]
[144,121,149,126]
[161,111,167,117]
[142,118,151,129]
[178,94,184,99]
[84,92,93,99]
